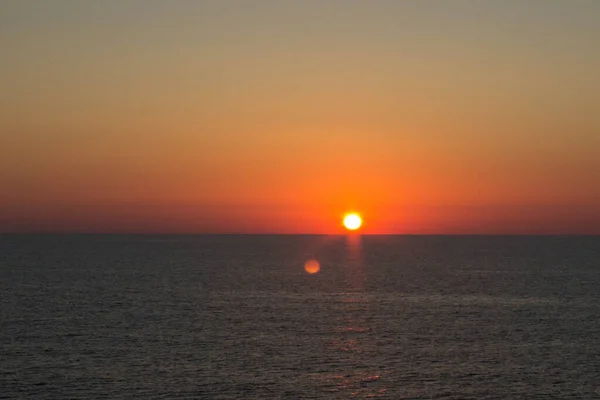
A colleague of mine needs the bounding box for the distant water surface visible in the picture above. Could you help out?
[1,235,600,399]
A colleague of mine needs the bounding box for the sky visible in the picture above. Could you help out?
[1,0,599,234]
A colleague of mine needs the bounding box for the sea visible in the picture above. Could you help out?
[1,234,600,399]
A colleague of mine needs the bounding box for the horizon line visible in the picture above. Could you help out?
[1,232,599,237]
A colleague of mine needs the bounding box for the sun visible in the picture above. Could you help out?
[343,213,362,231]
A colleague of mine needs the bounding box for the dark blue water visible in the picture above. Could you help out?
[1,235,600,399]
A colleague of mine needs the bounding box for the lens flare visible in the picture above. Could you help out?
[304,259,320,274]
[343,213,362,231]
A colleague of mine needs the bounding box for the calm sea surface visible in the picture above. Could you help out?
[1,235,600,399]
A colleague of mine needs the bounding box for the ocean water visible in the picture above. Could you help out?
[1,234,600,399]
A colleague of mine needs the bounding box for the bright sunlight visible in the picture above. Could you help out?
[343,213,362,231]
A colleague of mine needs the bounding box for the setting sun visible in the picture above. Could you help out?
[343,213,362,231]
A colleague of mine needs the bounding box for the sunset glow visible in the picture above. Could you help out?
[1,1,600,234]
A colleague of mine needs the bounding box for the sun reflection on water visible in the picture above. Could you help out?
[312,234,388,397]
[300,235,386,396]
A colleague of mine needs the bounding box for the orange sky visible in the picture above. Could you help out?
[1,1,599,234]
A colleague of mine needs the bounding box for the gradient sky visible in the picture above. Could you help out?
[1,0,599,233]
